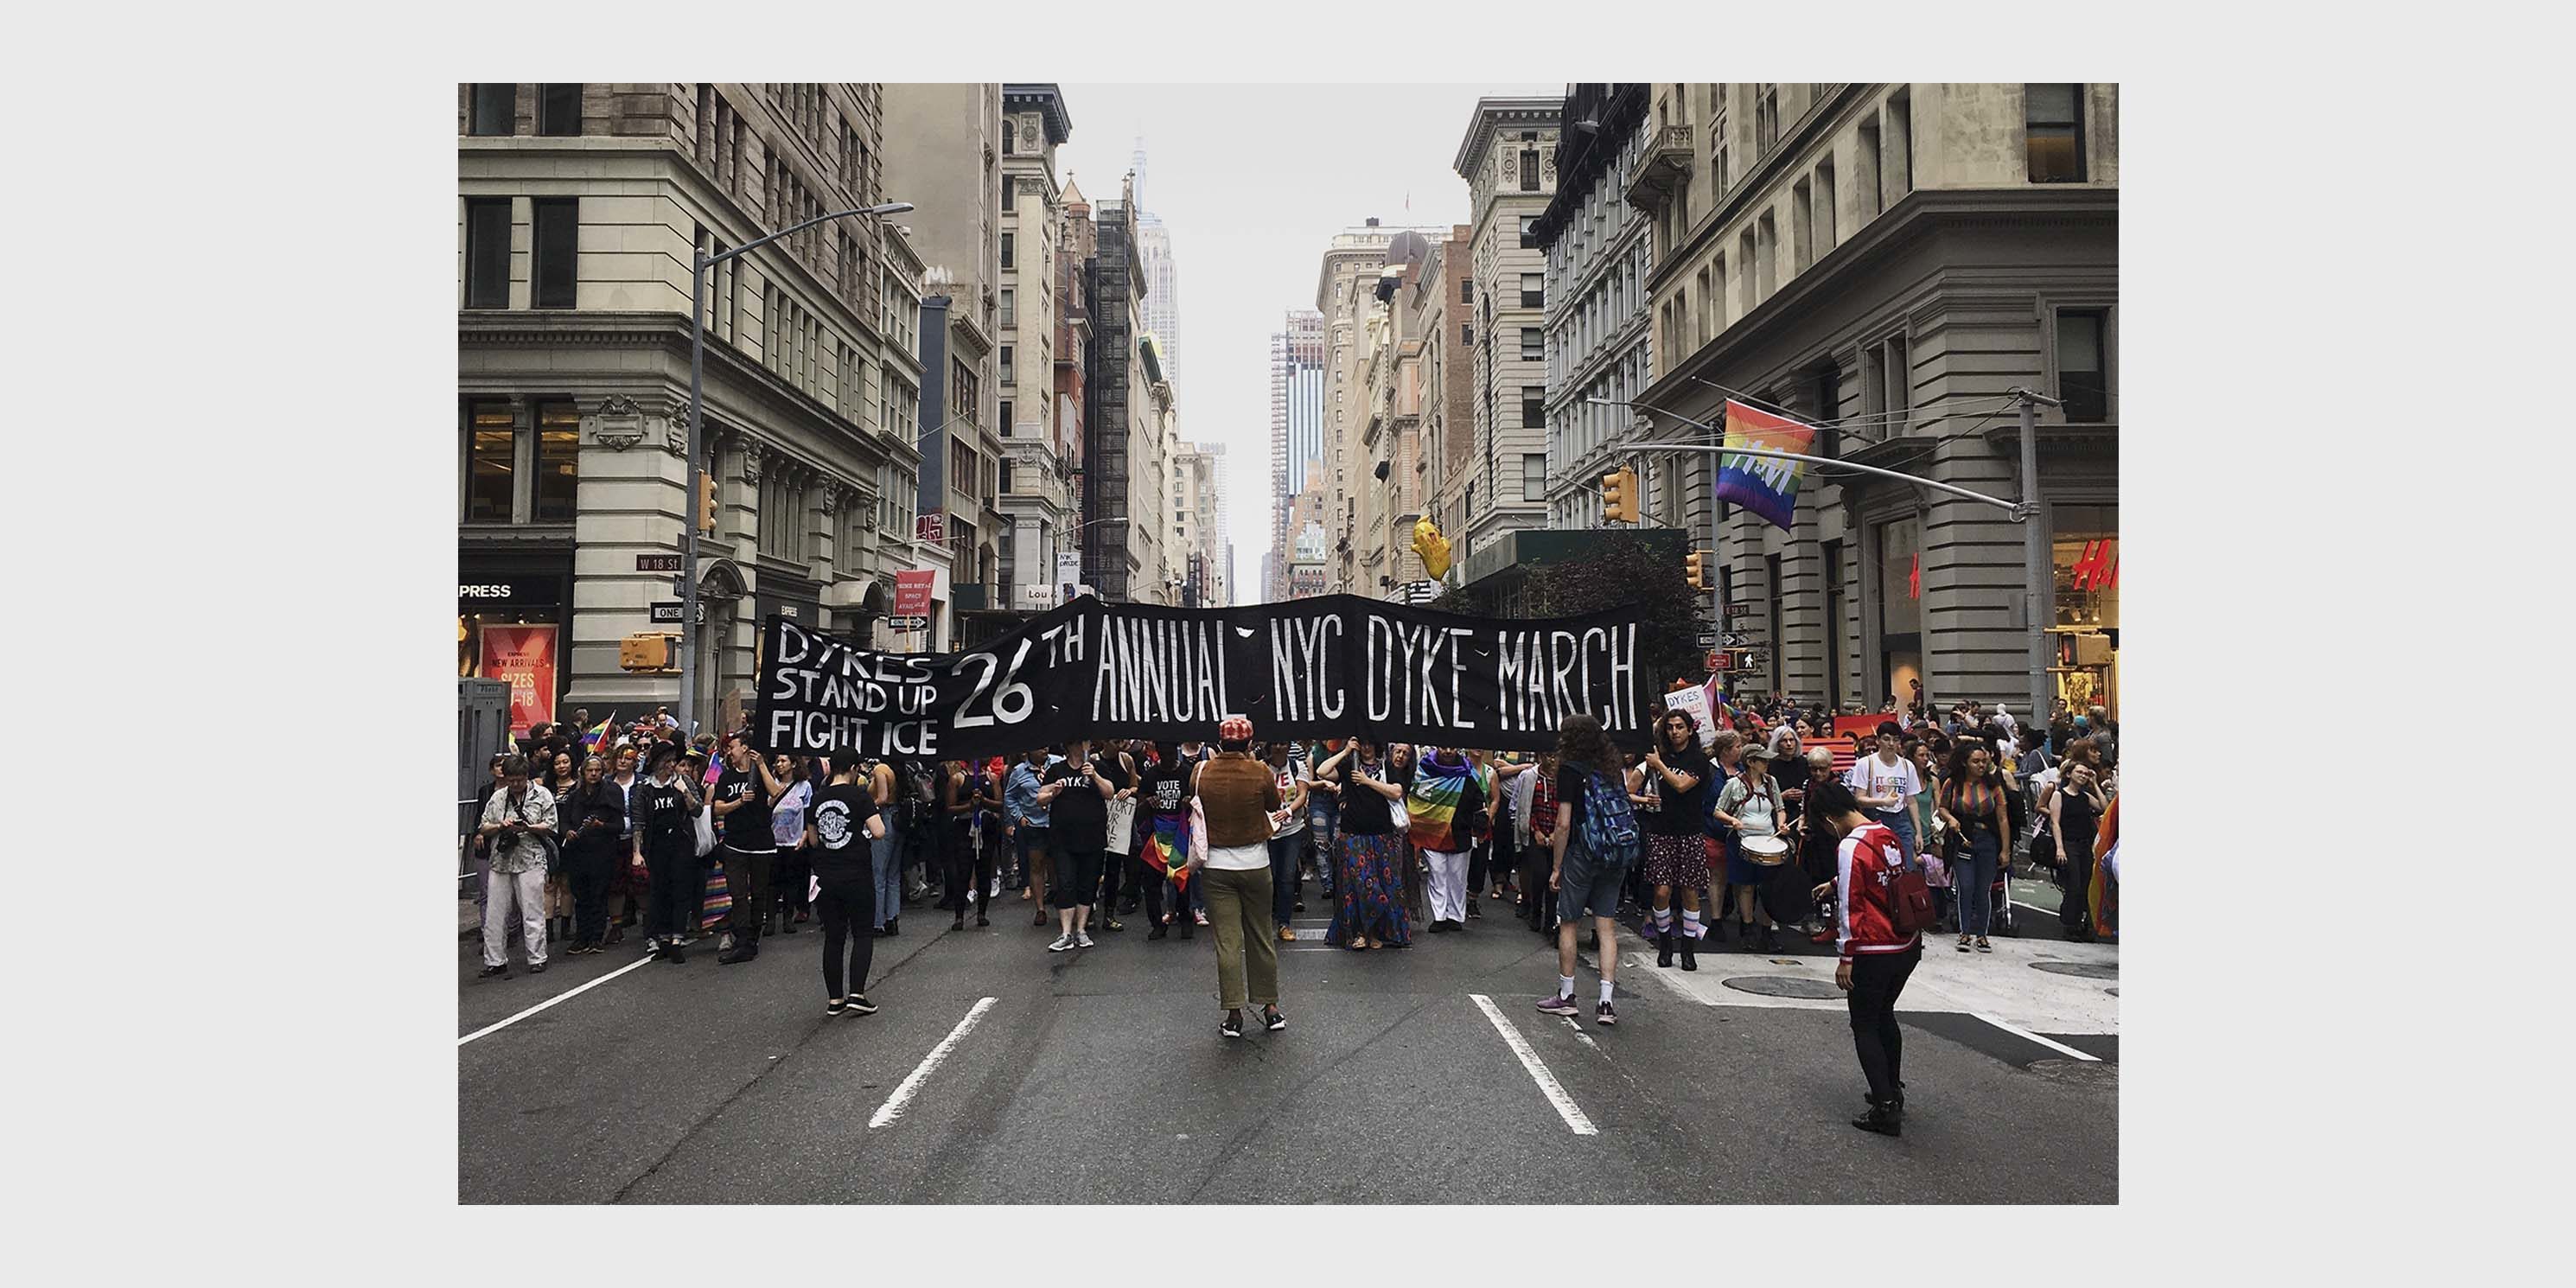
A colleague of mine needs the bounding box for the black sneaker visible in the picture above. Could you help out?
[826,998,847,1017]
[883,918,898,936]
[847,995,877,1015]
[478,964,510,979]
[1467,899,1482,919]
[1148,924,1169,940]
[665,943,686,965]
[1263,1006,1287,1032]
[976,915,990,928]
[1221,1013,1245,1039]
[527,961,547,975]
[1594,1001,1616,1027]
[717,944,750,966]
[1851,1102,1903,1137]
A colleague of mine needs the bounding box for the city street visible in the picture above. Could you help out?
[458,881,2116,1204]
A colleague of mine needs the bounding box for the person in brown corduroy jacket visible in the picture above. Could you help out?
[1188,717,1285,1039]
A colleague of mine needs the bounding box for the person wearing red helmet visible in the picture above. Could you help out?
[1190,715,1287,1039]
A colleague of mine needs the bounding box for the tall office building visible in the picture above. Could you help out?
[1132,139,1181,384]
[1265,309,1323,600]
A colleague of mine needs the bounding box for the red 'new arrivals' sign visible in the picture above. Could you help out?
[893,570,935,616]
[481,624,558,735]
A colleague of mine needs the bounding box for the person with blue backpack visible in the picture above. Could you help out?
[1537,714,1642,1027]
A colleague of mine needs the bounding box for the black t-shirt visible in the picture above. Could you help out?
[808,782,880,882]
[1642,746,1715,837]
[637,775,693,847]
[1556,762,1624,843]
[1338,758,1400,835]
[1044,758,1111,853]
[715,766,775,850]
[1142,762,1191,817]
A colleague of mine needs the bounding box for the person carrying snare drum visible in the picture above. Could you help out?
[1713,743,1787,952]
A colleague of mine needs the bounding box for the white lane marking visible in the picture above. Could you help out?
[1969,1011,2101,1062]
[1559,1015,1598,1049]
[869,997,998,1129]
[1469,993,1598,1136]
[458,953,658,1046]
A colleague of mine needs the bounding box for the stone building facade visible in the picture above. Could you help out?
[1630,83,2120,714]
[457,82,922,728]
[1312,219,1449,595]
[1451,97,1561,567]
[997,86,1076,615]
[1533,83,1660,532]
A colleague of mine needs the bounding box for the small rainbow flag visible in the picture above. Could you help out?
[579,712,615,755]
[1713,399,1818,532]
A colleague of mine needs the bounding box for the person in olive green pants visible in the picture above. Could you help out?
[1189,717,1286,1038]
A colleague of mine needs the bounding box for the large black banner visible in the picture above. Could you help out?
[754,594,1649,760]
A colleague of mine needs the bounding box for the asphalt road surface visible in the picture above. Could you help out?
[459,879,2116,1204]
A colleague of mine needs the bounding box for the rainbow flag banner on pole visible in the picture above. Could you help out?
[1713,399,1818,532]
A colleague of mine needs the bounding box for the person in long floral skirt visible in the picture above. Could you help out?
[1315,738,1412,950]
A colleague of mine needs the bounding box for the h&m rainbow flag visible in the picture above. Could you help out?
[1713,399,1818,532]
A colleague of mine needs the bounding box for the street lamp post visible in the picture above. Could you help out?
[679,201,911,736]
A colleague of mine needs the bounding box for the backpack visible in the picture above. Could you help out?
[1878,826,1936,936]
[1572,763,1642,866]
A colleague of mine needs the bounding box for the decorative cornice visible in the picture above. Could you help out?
[1640,187,2119,415]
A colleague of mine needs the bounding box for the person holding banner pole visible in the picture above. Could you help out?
[1385,743,1423,920]
[1036,739,1116,952]
[1005,748,1055,927]
[710,734,787,965]
[1319,739,1412,951]
[1264,742,1309,940]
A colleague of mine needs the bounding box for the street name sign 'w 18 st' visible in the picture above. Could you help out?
[754,595,1650,761]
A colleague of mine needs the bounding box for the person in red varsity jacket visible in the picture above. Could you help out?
[1808,781,1924,1137]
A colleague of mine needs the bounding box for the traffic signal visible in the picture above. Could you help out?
[1686,550,1709,590]
[697,475,717,533]
[1601,466,1639,524]
[620,633,679,672]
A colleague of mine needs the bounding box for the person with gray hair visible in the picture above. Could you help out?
[474,755,558,979]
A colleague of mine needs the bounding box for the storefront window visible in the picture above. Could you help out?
[465,401,514,522]
[534,401,580,522]
[1876,515,1922,710]
[2050,503,2119,715]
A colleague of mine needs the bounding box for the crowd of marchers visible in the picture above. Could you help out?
[464,692,2116,1137]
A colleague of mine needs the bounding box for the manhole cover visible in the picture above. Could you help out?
[1722,975,1843,999]
[2031,960,2119,979]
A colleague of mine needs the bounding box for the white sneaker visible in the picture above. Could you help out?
[1049,934,1077,953]
[1074,931,1096,948]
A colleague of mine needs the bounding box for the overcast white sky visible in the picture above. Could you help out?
[1055,83,1559,603]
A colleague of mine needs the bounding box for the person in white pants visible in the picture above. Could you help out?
[1407,747,1484,933]
[475,756,558,979]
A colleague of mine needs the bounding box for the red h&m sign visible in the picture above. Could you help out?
[2069,539,2120,590]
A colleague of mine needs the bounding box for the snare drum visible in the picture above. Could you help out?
[1743,834,1789,867]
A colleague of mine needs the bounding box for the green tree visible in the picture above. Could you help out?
[1430,532,1707,733]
